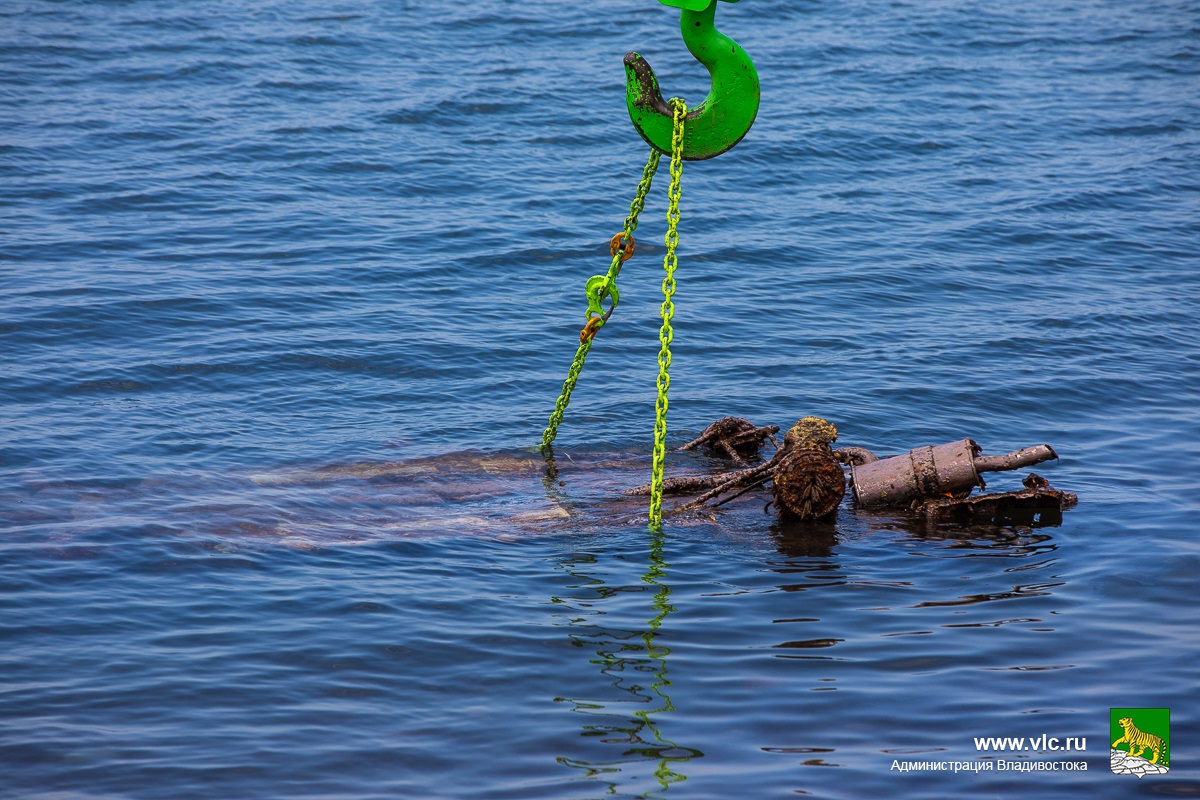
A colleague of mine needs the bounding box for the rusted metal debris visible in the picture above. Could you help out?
[770,417,845,521]
[630,416,847,521]
[917,474,1078,527]
[676,416,779,466]
[632,417,1075,526]
[848,439,1058,507]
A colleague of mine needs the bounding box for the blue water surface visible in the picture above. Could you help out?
[2,0,1199,797]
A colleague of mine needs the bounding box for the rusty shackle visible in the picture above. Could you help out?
[849,439,1058,508]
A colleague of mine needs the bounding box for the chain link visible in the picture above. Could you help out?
[540,148,663,451]
[648,98,687,531]
[587,149,663,325]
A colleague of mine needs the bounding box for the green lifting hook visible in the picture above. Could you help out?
[624,0,760,161]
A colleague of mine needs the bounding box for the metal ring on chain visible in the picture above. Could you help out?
[609,232,636,262]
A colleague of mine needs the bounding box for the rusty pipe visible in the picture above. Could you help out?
[974,444,1057,473]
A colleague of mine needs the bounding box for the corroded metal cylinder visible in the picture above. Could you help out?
[850,439,981,507]
[849,439,1058,508]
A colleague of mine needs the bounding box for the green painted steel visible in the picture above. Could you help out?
[658,0,738,10]
[624,0,759,161]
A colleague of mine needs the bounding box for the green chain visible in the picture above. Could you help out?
[648,98,686,531]
[587,149,663,327]
[540,148,662,452]
[540,337,592,453]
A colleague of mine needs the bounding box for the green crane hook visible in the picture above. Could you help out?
[624,0,760,161]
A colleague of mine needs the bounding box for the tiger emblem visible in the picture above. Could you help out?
[1113,717,1169,765]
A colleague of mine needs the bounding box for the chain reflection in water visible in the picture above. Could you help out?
[553,531,701,796]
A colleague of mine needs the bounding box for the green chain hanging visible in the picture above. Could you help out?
[540,147,662,451]
[648,98,686,531]
[540,99,687,532]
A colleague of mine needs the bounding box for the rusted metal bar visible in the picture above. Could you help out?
[626,456,777,497]
[974,444,1057,473]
